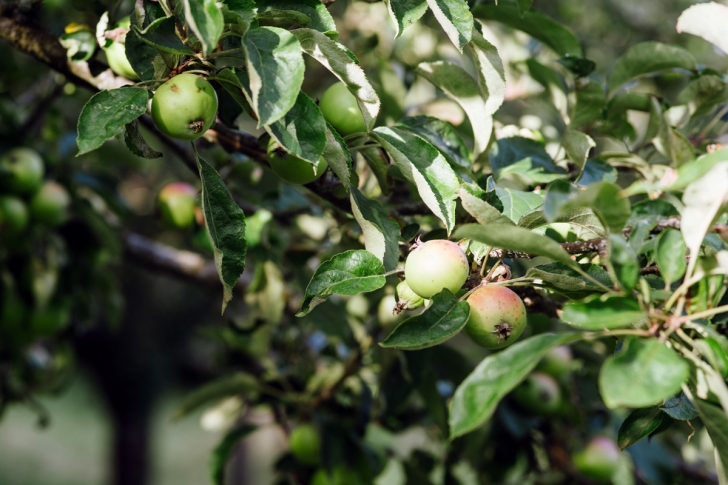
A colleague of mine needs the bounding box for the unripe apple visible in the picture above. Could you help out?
[0,196,29,237]
[378,294,403,327]
[289,423,321,466]
[0,148,44,194]
[311,467,364,485]
[267,139,328,185]
[29,181,71,227]
[464,285,527,349]
[404,240,469,299]
[395,279,425,311]
[151,73,218,141]
[158,182,197,229]
[572,437,621,482]
[103,16,139,80]
[318,82,367,137]
[537,346,573,380]
[512,372,562,415]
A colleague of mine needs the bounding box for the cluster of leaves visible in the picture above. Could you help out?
[5,0,728,483]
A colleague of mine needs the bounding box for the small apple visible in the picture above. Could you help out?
[464,285,527,349]
[0,196,29,237]
[103,16,139,80]
[267,139,328,185]
[318,82,367,137]
[512,372,562,415]
[29,181,71,227]
[151,73,218,141]
[158,182,197,229]
[572,437,621,483]
[403,240,469,299]
[289,423,321,466]
[0,148,44,194]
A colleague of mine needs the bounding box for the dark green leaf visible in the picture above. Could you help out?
[323,122,353,188]
[381,290,470,350]
[617,407,663,450]
[183,0,224,56]
[174,373,258,420]
[661,393,699,421]
[557,56,596,77]
[350,187,401,272]
[256,9,310,28]
[256,0,337,33]
[132,17,195,55]
[518,207,605,237]
[577,159,617,187]
[690,397,728,473]
[599,337,690,408]
[449,333,581,438]
[608,42,697,93]
[373,126,459,233]
[454,223,579,270]
[608,234,639,291]
[197,155,248,313]
[457,188,514,226]
[515,0,533,16]
[561,295,646,330]
[469,28,507,137]
[525,263,610,299]
[545,181,630,233]
[76,87,148,156]
[486,178,544,222]
[124,120,162,159]
[297,250,386,317]
[398,116,471,173]
[243,27,304,126]
[124,28,174,81]
[472,5,581,57]
[388,0,428,37]
[562,130,595,173]
[210,424,257,485]
[490,137,566,185]
[214,67,253,114]
[426,0,473,51]
[267,92,326,164]
[655,229,687,285]
[572,80,606,127]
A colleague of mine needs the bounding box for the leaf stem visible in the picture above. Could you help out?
[680,304,728,323]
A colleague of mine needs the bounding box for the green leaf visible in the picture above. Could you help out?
[453,223,578,270]
[677,74,728,117]
[617,407,663,450]
[76,87,148,156]
[124,120,162,159]
[526,59,568,119]
[608,234,639,291]
[562,129,595,173]
[681,162,728,276]
[689,397,728,473]
[490,136,566,185]
[572,80,606,127]
[577,159,618,187]
[132,17,195,55]
[655,229,687,285]
[472,5,581,57]
[561,295,646,330]
[516,0,533,15]
[243,27,304,126]
[677,3,728,56]
[256,9,310,28]
[669,147,728,191]
[210,424,257,485]
[525,263,610,299]
[545,181,630,234]
[266,91,326,164]
[183,0,224,57]
[173,373,258,421]
[457,188,514,226]
[214,67,253,114]
[608,42,697,93]
[297,250,386,317]
[486,178,544,222]
[518,207,605,237]
[397,116,471,173]
[350,187,401,272]
[426,0,473,52]
[197,155,248,314]
[468,28,507,139]
[449,332,581,438]
[221,0,256,36]
[416,61,492,158]
[323,122,353,188]
[654,126,694,168]
[387,0,428,37]
[599,337,690,408]
[381,290,470,350]
[359,145,393,196]
[292,29,380,130]
[60,30,96,61]
[256,0,337,33]
[124,28,173,81]
[661,392,698,420]
[372,126,459,234]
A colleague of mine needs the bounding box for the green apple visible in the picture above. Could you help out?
[29,181,71,227]
[103,17,139,80]
[319,82,367,137]
[512,372,562,415]
[573,437,621,482]
[0,196,29,237]
[151,73,218,141]
[267,138,328,185]
[0,148,44,194]
[404,240,469,298]
[537,346,573,380]
[464,285,527,349]
[158,182,197,229]
[289,423,321,466]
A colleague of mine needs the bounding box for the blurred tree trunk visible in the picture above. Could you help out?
[112,409,151,485]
